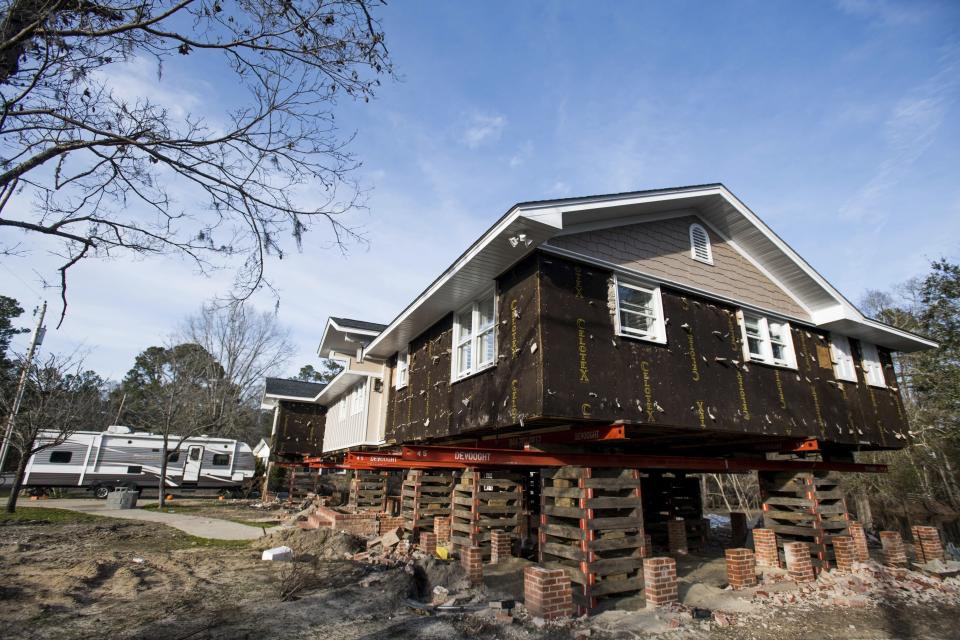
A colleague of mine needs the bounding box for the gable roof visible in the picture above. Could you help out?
[329,317,388,333]
[318,316,387,359]
[363,184,935,358]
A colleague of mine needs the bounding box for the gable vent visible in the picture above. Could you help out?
[689,223,713,264]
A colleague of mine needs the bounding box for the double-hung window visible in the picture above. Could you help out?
[395,348,409,389]
[738,311,797,368]
[613,276,666,343]
[860,341,887,387]
[829,334,858,382]
[452,291,496,381]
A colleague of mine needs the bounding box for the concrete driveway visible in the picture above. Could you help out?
[39,499,272,540]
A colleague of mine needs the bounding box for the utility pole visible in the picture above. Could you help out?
[0,301,47,474]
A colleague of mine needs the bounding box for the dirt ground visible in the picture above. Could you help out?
[2,507,959,640]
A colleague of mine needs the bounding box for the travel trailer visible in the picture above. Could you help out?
[22,425,256,498]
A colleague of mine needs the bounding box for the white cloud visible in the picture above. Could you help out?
[462,113,507,148]
[548,180,571,197]
[839,45,959,220]
[508,141,533,168]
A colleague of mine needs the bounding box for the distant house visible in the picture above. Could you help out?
[260,377,327,461]
[252,438,270,462]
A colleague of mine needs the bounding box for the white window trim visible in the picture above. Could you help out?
[860,341,887,388]
[737,310,797,369]
[829,334,858,382]
[613,275,667,344]
[451,289,497,383]
[689,222,714,265]
[395,347,409,389]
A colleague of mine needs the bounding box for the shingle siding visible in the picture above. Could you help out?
[548,215,810,321]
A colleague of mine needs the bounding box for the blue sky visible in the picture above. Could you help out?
[4,0,960,380]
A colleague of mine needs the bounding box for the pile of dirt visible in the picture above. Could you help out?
[257,526,365,559]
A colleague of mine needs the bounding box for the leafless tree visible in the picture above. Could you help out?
[0,351,104,512]
[0,1,392,326]
[180,301,295,409]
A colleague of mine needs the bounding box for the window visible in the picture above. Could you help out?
[860,341,886,387]
[452,291,497,380]
[212,454,230,466]
[395,348,409,389]
[689,223,713,264]
[189,448,201,461]
[126,465,142,474]
[613,276,667,343]
[49,451,72,464]
[167,451,180,464]
[737,311,796,368]
[830,334,857,382]
[351,381,366,415]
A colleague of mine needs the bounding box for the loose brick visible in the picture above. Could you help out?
[753,528,780,568]
[643,557,678,606]
[725,548,757,589]
[784,542,815,583]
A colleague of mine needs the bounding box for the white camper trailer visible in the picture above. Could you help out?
[22,426,256,498]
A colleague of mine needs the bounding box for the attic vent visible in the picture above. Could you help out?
[689,223,713,264]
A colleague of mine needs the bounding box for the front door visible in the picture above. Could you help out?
[183,446,204,482]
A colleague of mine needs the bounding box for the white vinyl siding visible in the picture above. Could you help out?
[860,341,887,387]
[737,311,797,369]
[689,223,713,264]
[613,276,666,343]
[323,379,373,451]
[395,348,409,389]
[452,291,497,381]
[830,334,858,382]
[350,381,366,415]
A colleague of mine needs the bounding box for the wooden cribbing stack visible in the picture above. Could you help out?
[539,466,646,614]
[758,470,849,569]
[348,469,388,512]
[400,469,455,539]
[450,468,524,557]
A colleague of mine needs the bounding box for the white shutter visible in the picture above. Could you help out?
[860,341,886,387]
[830,334,857,382]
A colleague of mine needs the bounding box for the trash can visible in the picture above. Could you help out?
[105,487,140,509]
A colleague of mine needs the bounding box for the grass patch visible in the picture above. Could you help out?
[0,506,105,524]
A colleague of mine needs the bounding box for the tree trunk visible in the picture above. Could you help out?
[5,452,30,513]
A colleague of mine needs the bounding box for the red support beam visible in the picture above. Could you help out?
[400,445,886,474]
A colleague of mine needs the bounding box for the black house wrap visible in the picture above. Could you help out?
[385,251,908,456]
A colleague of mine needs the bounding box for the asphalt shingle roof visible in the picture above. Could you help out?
[264,377,325,399]
[330,317,387,333]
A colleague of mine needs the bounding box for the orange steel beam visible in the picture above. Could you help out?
[476,424,628,449]
[399,445,887,474]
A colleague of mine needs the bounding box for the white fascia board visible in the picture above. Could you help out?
[318,318,381,357]
[315,370,379,404]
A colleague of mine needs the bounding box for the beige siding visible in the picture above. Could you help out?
[549,215,810,320]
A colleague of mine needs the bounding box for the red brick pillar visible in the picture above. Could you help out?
[784,541,815,583]
[667,519,688,555]
[643,557,678,606]
[420,532,438,555]
[729,512,748,547]
[880,531,908,568]
[460,546,483,585]
[434,515,451,547]
[523,566,573,619]
[640,533,653,558]
[832,536,855,572]
[847,523,869,563]
[490,530,513,564]
[912,526,944,563]
[725,548,758,589]
[753,528,780,568]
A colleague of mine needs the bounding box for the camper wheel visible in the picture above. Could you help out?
[93,485,110,499]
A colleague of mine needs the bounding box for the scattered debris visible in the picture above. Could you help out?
[261,545,294,561]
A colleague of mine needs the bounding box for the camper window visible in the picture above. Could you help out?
[167,451,180,463]
[127,465,142,474]
[189,448,201,461]
[212,454,230,466]
[49,451,72,464]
